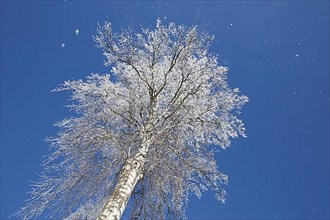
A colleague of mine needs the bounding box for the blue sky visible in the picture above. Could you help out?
[1,1,329,219]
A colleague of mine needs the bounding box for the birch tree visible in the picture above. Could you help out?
[14,19,248,220]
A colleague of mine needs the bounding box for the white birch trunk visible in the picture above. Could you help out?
[97,140,150,220]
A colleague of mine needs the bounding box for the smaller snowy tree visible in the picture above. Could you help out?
[14,20,248,220]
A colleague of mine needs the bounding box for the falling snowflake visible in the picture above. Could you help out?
[61,43,66,48]
[75,29,80,36]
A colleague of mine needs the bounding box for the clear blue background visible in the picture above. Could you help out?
[1,1,329,219]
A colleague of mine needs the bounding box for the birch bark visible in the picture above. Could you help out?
[97,140,149,220]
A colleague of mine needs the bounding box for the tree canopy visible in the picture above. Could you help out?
[14,19,248,220]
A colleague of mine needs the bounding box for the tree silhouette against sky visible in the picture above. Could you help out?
[14,20,248,220]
